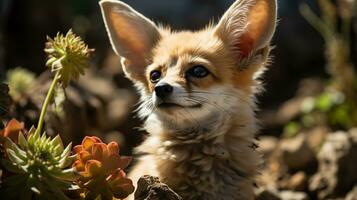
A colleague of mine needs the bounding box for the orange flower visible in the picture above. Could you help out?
[0,119,24,144]
[73,136,134,199]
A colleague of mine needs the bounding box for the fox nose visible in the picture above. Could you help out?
[155,83,173,99]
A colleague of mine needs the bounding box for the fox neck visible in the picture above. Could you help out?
[136,101,260,199]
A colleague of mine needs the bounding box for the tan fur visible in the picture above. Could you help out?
[100,0,277,199]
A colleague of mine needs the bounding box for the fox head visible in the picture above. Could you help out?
[100,0,277,129]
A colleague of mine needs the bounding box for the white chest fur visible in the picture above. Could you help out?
[135,113,259,200]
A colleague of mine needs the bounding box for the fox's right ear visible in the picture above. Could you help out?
[100,0,161,81]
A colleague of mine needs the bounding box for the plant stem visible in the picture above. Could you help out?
[36,71,60,134]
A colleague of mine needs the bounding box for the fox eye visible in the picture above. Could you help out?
[150,70,161,83]
[187,65,209,78]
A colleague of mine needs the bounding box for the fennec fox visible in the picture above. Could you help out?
[100,0,277,199]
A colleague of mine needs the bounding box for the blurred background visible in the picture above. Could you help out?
[0,0,356,199]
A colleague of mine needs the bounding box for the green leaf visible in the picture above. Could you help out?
[2,174,28,188]
[58,154,75,168]
[44,134,52,146]
[32,128,41,143]
[27,175,43,195]
[60,142,72,159]
[42,175,72,200]
[18,132,28,149]
[4,136,16,148]
[51,135,64,150]
[6,149,25,165]
[45,175,73,190]
[1,158,24,174]
[54,168,79,181]
[5,137,27,160]
[39,133,47,147]
[53,143,64,157]
[19,185,33,200]
[27,126,37,144]
[28,126,36,134]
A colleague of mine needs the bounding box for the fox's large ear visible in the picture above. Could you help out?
[214,0,277,67]
[100,0,161,81]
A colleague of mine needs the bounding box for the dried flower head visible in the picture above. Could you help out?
[45,30,93,87]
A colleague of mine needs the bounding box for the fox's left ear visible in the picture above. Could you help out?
[214,0,277,67]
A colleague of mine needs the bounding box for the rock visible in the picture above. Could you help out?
[258,141,290,189]
[65,86,85,107]
[78,71,117,102]
[259,136,279,158]
[102,50,123,75]
[279,190,309,200]
[256,188,309,200]
[309,131,357,199]
[280,171,307,191]
[346,186,357,200]
[260,78,324,128]
[134,175,182,200]
[258,149,288,189]
[255,188,281,200]
[260,98,304,128]
[280,134,317,171]
[305,126,329,153]
[277,98,305,124]
[295,78,324,97]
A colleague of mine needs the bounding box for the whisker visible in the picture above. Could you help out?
[190,90,237,97]
[174,89,251,105]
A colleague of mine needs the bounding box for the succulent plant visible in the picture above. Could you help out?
[73,136,134,200]
[35,29,93,135]
[0,127,78,200]
[0,30,133,200]
[44,29,93,87]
